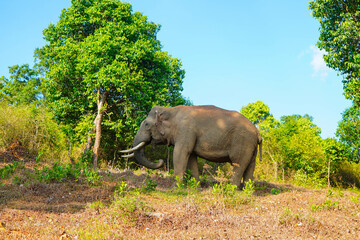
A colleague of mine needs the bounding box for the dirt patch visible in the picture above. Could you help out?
[0,140,35,162]
[0,156,359,239]
[1,170,359,239]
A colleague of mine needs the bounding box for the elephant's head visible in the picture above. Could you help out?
[120,107,171,169]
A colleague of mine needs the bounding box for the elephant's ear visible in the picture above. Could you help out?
[155,110,170,136]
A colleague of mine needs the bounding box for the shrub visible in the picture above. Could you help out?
[212,182,237,196]
[333,161,360,188]
[142,175,157,193]
[0,102,67,161]
[243,179,255,197]
[0,161,18,179]
[175,169,200,191]
[112,184,151,224]
[34,161,102,185]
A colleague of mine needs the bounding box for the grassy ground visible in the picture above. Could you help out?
[1,161,360,240]
[1,143,360,239]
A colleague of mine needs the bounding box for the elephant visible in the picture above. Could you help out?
[121,105,262,188]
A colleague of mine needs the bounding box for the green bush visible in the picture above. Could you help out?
[35,162,79,183]
[175,169,200,191]
[0,161,18,179]
[142,175,157,193]
[35,161,102,185]
[334,161,360,188]
[0,102,67,161]
[212,182,237,196]
[243,179,255,197]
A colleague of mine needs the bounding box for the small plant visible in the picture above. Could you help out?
[175,170,200,191]
[12,176,24,185]
[114,181,128,198]
[87,200,104,213]
[187,176,200,190]
[278,207,301,225]
[212,182,237,196]
[322,198,339,210]
[350,194,360,204]
[243,179,255,197]
[35,151,43,165]
[82,167,102,186]
[80,150,93,165]
[337,190,344,197]
[175,175,185,190]
[271,188,281,195]
[34,161,101,185]
[36,162,80,183]
[0,161,19,179]
[112,188,150,224]
[326,189,334,197]
[142,175,157,192]
[311,198,339,211]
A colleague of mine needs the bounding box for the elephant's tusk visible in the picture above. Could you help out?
[121,153,135,158]
[120,142,146,153]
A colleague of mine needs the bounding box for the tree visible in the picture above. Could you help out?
[0,64,41,106]
[35,0,185,167]
[240,100,279,132]
[309,0,360,105]
[336,104,360,162]
[240,101,280,179]
[277,115,324,175]
[322,138,350,186]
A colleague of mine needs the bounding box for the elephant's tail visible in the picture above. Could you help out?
[258,136,263,161]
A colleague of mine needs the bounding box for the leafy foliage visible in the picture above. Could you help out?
[309,0,360,105]
[0,102,66,160]
[0,64,41,106]
[212,182,237,196]
[142,175,157,192]
[34,161,102,185]
[0,161,19,179]
[243,101,329,184]
[240,100,279,131]
[336,104,360,162]
[335,161,360,188]
[276,115,324,175]
[35,0,186,165]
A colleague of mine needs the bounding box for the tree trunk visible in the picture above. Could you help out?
[67,135,75,165]
[327,158,331,188]
[84,133,94,154]
[266,150,278,180]
[92,90,108,169]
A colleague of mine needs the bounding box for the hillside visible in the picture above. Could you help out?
[1,160,359,240]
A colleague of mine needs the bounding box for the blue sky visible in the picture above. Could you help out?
[0,1,351,138]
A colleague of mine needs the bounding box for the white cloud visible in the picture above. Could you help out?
[310,45,329,80]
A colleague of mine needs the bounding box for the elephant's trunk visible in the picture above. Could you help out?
[120,123,164,169]
[133,148,164,169]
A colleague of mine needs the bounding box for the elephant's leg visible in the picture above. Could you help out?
[243,149,257,183]
[173,144,191,179]
[186,153,199,181]
[231,164,247,189]
[230,147,255,189]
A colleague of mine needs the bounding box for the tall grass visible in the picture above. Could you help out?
[0,102,67,161]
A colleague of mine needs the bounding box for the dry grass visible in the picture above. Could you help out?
[1,162,360,240]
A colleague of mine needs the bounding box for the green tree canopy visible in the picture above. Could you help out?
[35,0,186,167]
[0,64,41,106]
[336,104,360,162]
[240,102,325,180]
[309,0,360,105]
[240,100,279,132]
[268,115,324,177]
